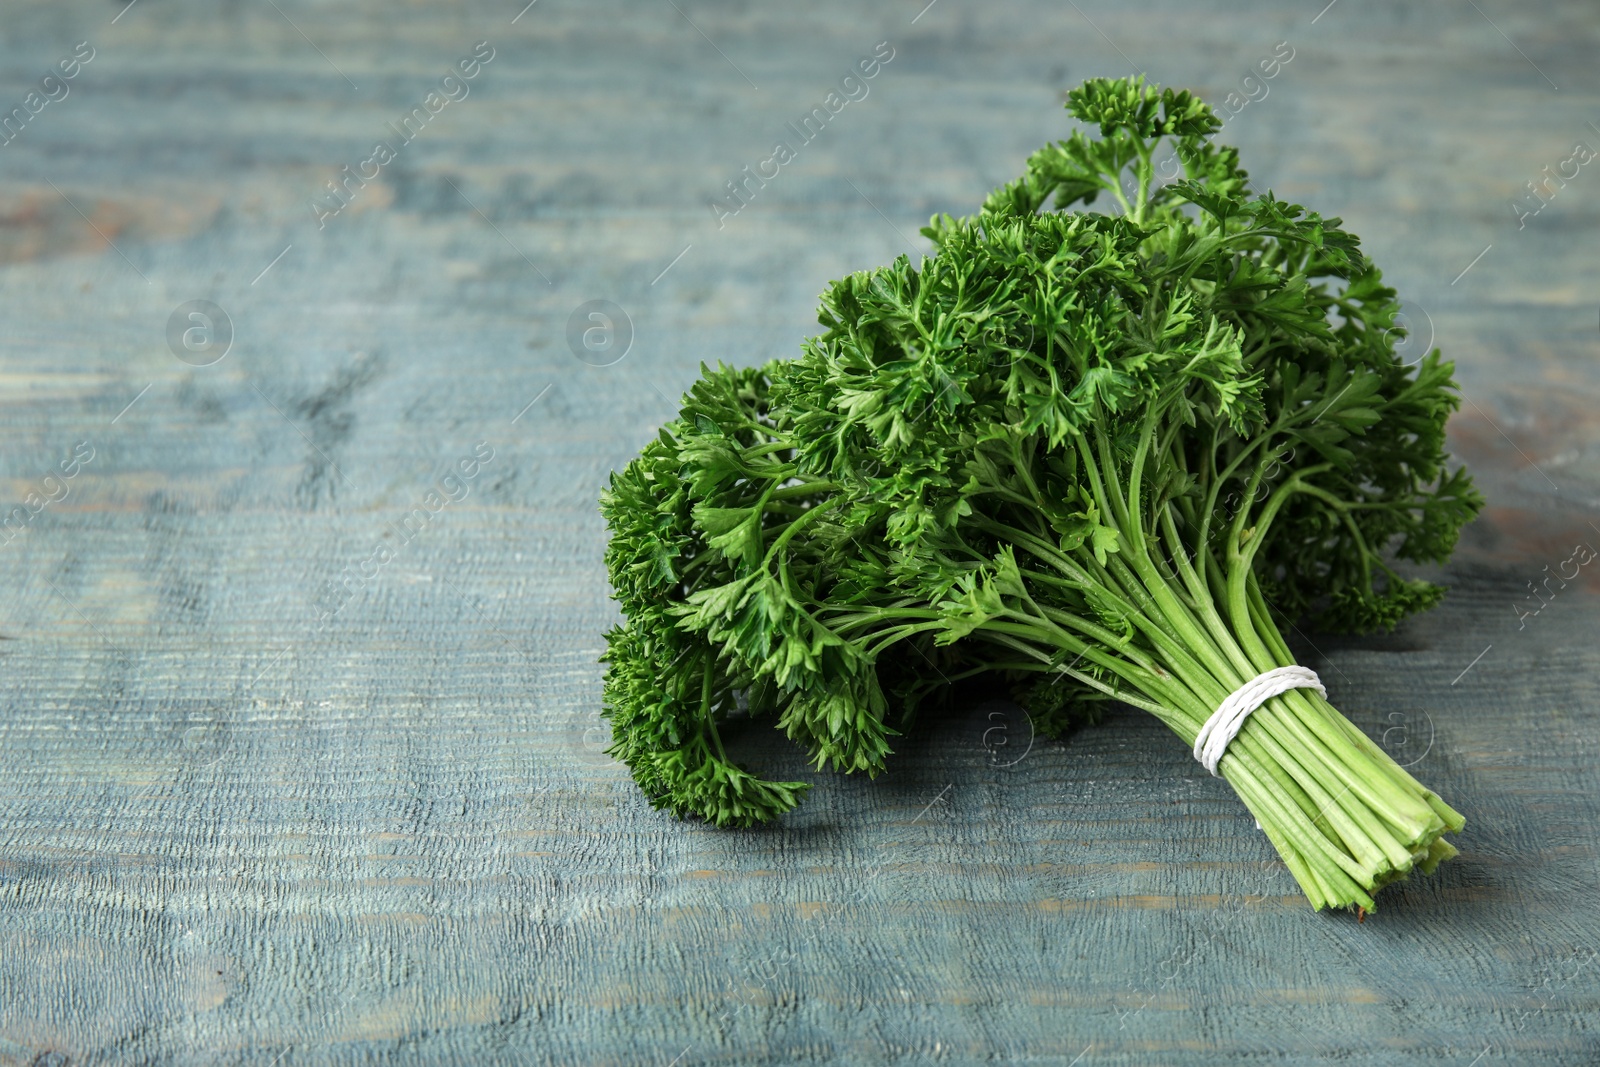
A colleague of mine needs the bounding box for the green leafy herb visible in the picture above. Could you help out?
[600,77,1483,912]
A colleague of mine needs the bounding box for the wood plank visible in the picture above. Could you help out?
[1,1,1597,1063]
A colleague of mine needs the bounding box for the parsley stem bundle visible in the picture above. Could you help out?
[601,77,1480,912]
[946,419,1466,910]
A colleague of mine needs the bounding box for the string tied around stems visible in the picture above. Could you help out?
[1194,665,1326,777]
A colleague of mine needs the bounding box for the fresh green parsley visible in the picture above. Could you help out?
[601,77,1482,912]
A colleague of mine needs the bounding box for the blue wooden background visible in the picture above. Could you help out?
[1,1,1597,1063]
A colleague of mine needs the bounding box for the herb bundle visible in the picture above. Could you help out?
[601,77,1481,912]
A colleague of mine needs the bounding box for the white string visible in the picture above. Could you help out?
[1193,665,1326,776]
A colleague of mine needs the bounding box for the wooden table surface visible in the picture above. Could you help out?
[2,1,1598,1063]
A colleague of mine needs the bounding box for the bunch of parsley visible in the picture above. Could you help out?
[601,77,1481,912]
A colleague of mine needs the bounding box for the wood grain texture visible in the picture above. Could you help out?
[1,1,1597,1063]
